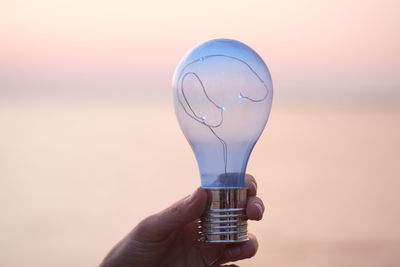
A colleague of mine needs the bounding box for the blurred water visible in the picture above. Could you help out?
[0,100,399,267]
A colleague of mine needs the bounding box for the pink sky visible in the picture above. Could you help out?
[1,0,399,102]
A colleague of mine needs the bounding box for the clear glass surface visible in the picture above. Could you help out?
[173,39,273,188]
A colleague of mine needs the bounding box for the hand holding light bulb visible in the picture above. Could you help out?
[99,174,265,267]
[100,39,272,266]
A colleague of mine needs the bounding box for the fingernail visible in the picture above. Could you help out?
[255,202,263,215]
[251,181,257,191]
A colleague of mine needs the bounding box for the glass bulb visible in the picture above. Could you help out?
[173,39,272,188]
[172,39,273,242]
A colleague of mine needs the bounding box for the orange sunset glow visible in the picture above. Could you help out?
[1,1,399,267]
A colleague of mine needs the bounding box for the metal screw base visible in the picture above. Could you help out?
[198,188,248,243]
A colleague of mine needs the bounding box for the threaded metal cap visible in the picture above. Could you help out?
[199,188,248,243]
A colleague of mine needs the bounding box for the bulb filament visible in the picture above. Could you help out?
[177,54,270,178]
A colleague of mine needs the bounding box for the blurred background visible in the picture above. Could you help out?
[0,0,399,266]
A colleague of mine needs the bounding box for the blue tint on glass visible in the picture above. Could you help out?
[173,39,273,188]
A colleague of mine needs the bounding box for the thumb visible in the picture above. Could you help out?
[133,187,207,242]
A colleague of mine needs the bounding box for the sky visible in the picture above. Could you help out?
[0,0,399,103]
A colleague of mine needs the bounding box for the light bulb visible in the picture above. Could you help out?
[172,39,273,242]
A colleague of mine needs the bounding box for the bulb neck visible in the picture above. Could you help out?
[198,188,248,243]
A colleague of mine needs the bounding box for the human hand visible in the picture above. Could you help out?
[99,174,265,267]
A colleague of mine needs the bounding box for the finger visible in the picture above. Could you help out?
[133,187,207,242]
[220,233,258,263]
[199,243,225,266]
[246,196,265,221]
[245,174,257,197]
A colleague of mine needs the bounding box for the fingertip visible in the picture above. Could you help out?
[245,173,255,180]
[197,187,207,201]
[245,174,257,196]
[246,196,265,221]
[222,234,258,262]
[254,202,264,220]
[248,233,259,252]
[184,187,208,220]
[191,187,207,209]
